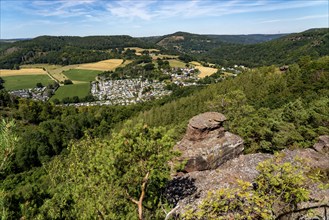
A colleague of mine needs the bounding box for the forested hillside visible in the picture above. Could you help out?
[0,35,156,68]
[149,31,286,53]
[203,28,329,67]
[1,55,328,219]
[1,29,327,69]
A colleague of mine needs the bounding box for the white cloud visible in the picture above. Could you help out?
[29,0,96,17]
[106,0,156,20]
[260,14,329,23]
[104,0,328,20]
[295,14,329,20]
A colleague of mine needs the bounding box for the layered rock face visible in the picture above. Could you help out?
[165,113,329,219]
[313,135,329,155]
[169,148,329,218]
[174,112,244,172]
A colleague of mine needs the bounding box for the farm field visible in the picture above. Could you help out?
[50,83,90,100]
[168,59,186,68]
[189,61,202,66]
[63,69,102,82]
[0,68,47,76]
[2,75,54,90]
[21,64,77,82]
[196,66,218,78]
[76,59,125,71]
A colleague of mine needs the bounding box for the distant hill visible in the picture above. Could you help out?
[1,29,328,69]
[148,29,328,67]
[203,28,329,66]
[141,31,287,53]
[0,35,156,69]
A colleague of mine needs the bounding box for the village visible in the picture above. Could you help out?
[7,64,246,105]
[90,78,171,105]
[9,86,54,102]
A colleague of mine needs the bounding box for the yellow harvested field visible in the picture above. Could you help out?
[190,61,202,66]
[21,64,76,82]
[196,66,218,78]
[76,59,124,71]
[0,68,47,76]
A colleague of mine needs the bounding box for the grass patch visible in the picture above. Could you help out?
[2,75,54,90]
[21,64,78,82]
[63,69,101,82]
[168,59,186,68]
[51,83,90,100]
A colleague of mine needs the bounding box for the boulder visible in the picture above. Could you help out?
[174,112,244,172]
[186,112,227,141]
[313,135,329,155]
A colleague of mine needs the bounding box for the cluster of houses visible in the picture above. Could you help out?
[91,78,171,105]
[7,64,247,106]
[164,67,199,86]
[9,87,52,102]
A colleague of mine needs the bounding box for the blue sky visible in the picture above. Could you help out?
[1,0,328,38]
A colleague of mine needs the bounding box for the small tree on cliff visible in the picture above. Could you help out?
[41,121,177,219]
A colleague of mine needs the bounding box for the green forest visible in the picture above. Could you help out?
[1,29,328,69]
[1,28,329,219]
[1,53,329,219]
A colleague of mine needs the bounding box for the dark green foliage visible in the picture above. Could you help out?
[1,55,328,219]
[0,90,18,108]
[37,121,177,219]
[135,57,329,153]
[99,60,169,81]
[63,79,73,85]
[0,35,155,69]
[36,82,43,88]
[0,77,4,90]
[142,31,286,46]
[202,28,329,67]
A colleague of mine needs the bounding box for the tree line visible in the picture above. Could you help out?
[1,56,328,219]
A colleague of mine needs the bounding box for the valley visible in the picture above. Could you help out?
[1,28,329,220]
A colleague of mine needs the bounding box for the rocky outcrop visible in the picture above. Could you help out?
[167,113,329,219]
[167,148,329,218]
[313,135,329,155]
[174,112,244,172]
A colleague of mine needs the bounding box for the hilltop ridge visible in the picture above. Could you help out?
[1,28,328,69]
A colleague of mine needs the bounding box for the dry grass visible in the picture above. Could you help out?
[189,61,202,66]
[76,59,124,71]
[0,68,47,76]
[20,64,76,82]
[196,66,218,78]
[188,61,218,78]
[48,65,79,82]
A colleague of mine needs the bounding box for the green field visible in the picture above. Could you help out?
[50,83,91,100]
[63,69,102,82]
[168,59,186,68]
[2,75,54,90]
